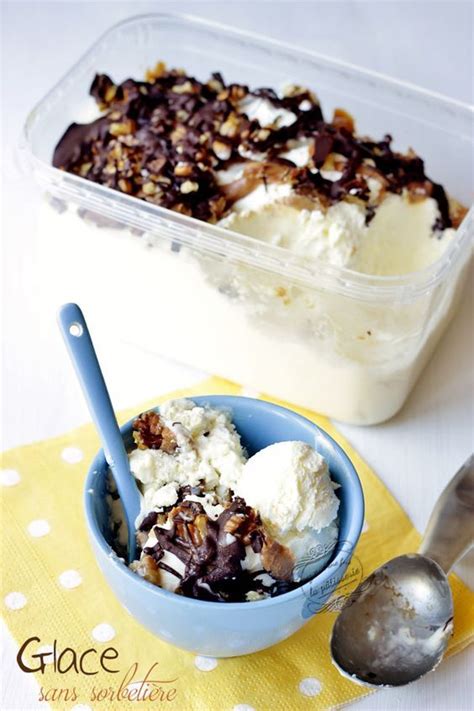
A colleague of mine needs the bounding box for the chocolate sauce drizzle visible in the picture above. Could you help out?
[141,498,294,602]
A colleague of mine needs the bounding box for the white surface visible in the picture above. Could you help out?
[1,1,473,710]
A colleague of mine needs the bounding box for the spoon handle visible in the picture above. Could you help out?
[419,454,474,573]
[58,303,140,562]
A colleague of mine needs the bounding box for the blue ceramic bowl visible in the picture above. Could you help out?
[85,396,364,657]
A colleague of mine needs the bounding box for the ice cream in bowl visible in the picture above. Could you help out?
[84,395,364,657]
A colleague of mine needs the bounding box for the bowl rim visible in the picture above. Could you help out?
[84,395,364,610]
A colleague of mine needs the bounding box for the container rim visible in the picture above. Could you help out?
[23,11,474,301]
[84,395,365,611]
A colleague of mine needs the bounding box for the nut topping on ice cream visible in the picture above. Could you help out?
[133,411,177,453]
[53,63,465,241]
[123,399,341,601]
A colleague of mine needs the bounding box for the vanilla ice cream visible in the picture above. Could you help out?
[219,190,455,276]
[126,400,340,600]
[37,63,469,426]
[129,398,245,518]
[235,441,340,582]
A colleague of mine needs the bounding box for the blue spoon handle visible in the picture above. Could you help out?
[58,303,140,562]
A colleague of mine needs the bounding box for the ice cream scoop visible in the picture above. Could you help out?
[330,454,474,687]
[235,440,340,581]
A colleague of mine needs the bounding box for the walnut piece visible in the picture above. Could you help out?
[131,554,162,586]
[132,411,177,453]
[332,108,355,134]
[261,538,295,582]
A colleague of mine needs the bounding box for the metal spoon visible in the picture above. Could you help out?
[58,303,141,563]
[330,454,474,687]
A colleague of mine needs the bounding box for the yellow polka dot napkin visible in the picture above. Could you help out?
[2,376,473,711]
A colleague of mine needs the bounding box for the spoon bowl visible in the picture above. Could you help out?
[330,454,474,687]
[330,553,453,687]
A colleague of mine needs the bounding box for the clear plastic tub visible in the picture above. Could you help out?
[23,13,473,425]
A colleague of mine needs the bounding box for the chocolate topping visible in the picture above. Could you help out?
[52,63,457,229]
[140,497,296,602]
[138,510,159,532]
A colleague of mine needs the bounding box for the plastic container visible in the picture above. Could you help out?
[23,13,473,425]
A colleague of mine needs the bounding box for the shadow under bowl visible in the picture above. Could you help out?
[85,395,364,657]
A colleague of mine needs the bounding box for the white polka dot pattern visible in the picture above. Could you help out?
[61,447,84,464]
[4,592,27,610]
[299,677,322,697]
[194,655,218,671]
[1,469,20,486]
[27,519,50,537]
[91,623,116,642]
[59,570,82,589]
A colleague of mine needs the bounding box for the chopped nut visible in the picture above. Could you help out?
[110,142,123,160]
[229,85,246,102]
[332,108,355,133]
[219,113,239,138]
[54,63,458,231]
[145,61,166,83]
[170,124,187,143]
[223,513,246,534]
[172,80,193,94]
[189,514,208,546]
[142,181,157,196]
[172,203,192,216]
[79,162,92,177]
[109,119,134,137]
[133,411,177,453]
[104,84,117,103]
[207,78,223,93]
[275,286,290,305]
[448,196,468,229]
[119,134,138,148]
[407,180,433,203]
[180,180,199,194]
[118,178,132,193]
[212,140,232,161]
[131,554,162,586]
[282,83,306,98]
[147,157,167,173]
[174,162,193,177]
[261,538,295,581]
